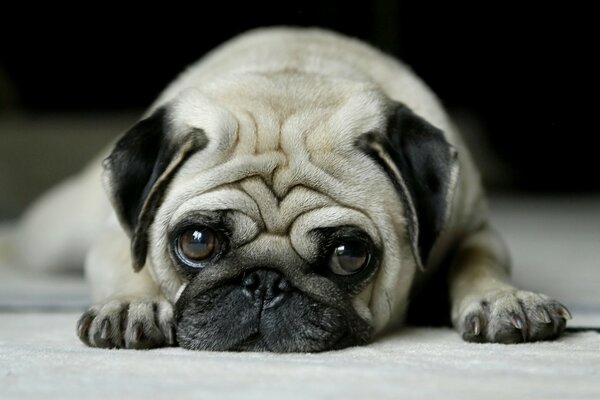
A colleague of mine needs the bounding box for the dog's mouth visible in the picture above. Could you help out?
[174,269,364,352]
[230,332,264,351]
[229,329,356,352]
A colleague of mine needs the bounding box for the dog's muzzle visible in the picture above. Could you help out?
[174,267,362,352]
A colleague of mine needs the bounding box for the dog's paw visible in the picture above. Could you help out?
[456,289,571,344]
[76,297,176,349]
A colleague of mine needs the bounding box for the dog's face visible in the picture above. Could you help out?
[104,73,458,352]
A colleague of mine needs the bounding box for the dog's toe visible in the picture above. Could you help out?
[123,302,165,349]
[76,309,95,346]
[457,290,570,344]
[77,298,175,349]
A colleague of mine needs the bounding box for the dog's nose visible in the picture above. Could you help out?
[242,269,291,309]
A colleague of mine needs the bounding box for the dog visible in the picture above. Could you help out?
[16,27,571,351]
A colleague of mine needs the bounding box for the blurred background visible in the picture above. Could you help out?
[0,1,598,220]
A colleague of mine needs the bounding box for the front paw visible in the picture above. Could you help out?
[76,297,176,349]
[456,290,571,343]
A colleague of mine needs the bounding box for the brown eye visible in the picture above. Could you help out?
[329,241,371,275]
[177,227,218,266]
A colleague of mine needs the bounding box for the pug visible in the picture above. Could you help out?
[17,27,571,351]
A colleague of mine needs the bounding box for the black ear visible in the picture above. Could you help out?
[357,103,459,270]
[103,107,207,271]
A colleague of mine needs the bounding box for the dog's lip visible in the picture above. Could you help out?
[226,318,353,353]
[227,331,347,353]
[228,332,264,352]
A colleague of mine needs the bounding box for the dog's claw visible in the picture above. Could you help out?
[535,307,552,323]
[166,323,177,346]
[132,322,144,341]
[76,311,94,345]
[471,315,481,336]
[100,319,111,340]
[462,314,483,342]
[556,304,572,320]
[510,314,525,330]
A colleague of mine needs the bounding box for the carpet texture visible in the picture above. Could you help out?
[1,196,599,399]
[1,313,599,400]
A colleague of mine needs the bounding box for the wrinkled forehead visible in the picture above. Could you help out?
[164,74,389,158]
[155,77,390,238]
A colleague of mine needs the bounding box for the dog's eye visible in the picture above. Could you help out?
[176,227,219,265]
[328,241,371,275]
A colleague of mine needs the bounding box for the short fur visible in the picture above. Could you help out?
[16,27,570,351]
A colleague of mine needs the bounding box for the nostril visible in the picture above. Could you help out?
[265,277,290,309]
[242,272,260,291]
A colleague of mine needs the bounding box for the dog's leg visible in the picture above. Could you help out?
[449,225,571,343]
[16,159,111,273]
[76,226,176,349]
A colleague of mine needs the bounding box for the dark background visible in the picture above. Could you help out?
[1,1,597,192]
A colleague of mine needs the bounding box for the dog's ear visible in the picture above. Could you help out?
[357,103,459,270]
[103,107,206,271]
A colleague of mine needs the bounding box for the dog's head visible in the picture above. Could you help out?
[103,73,459,352]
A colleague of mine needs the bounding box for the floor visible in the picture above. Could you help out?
[1,196,599,399]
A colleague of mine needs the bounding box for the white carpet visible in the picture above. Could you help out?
[1,313,599,400]
[1,195,599,399]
